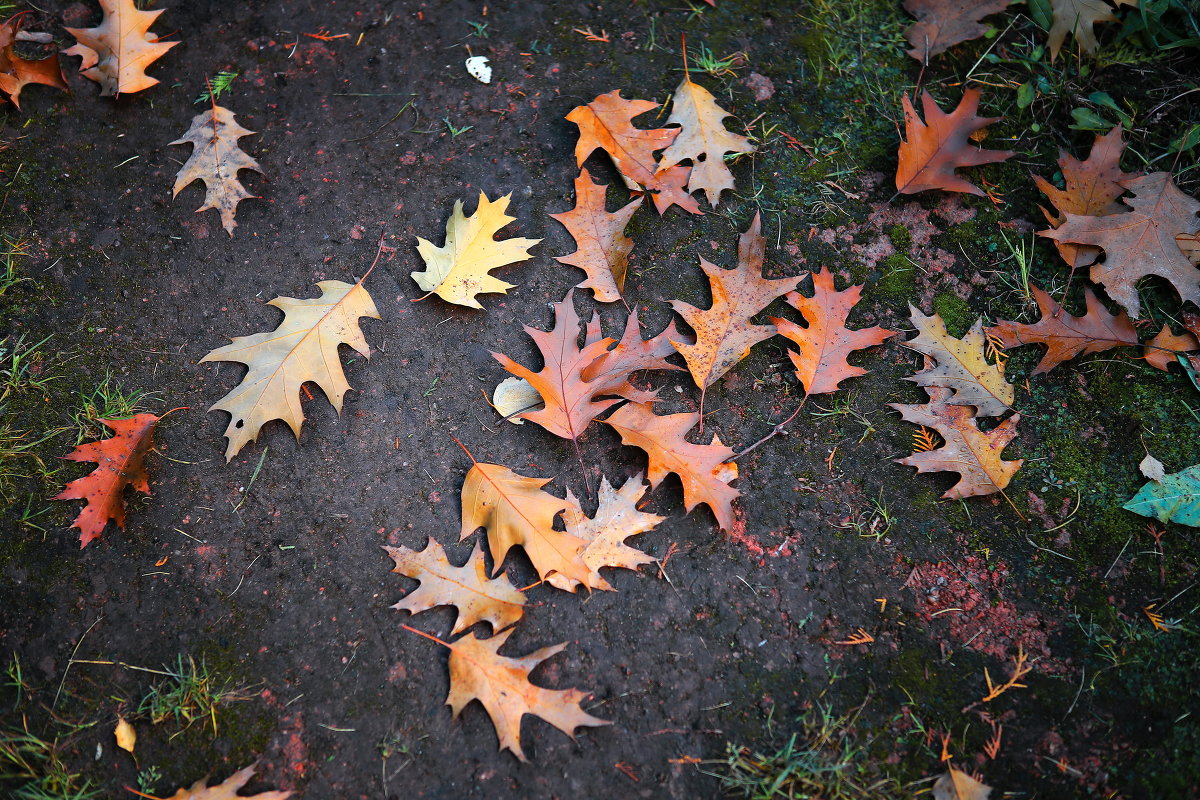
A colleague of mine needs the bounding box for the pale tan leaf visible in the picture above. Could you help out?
[657,77,755,207]
[171,106,262,236]
[491,376,542,425]
[904,307,1014,416]
[933,768,993,800]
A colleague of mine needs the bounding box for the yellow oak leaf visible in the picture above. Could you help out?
[171,106,262,236]
[164,763,290,800]
[412,191,541,309]
[64,0,178,97]
[657,76,755,207]
[903,307,1014,416]
[201,279,380,461]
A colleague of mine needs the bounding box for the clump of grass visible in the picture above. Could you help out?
[0,722,100,800]
[69,370,154,444]
[687,43,747,79]
[137,655,253,737]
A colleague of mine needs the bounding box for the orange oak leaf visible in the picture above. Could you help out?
[164,763,290,800]
[53,414,158,549]
[988,285,1138,373]
[890,383,1022,499]
[385,539,525,635]
[902,0,1014,62]
[1048,0,1118,60]
[1033,126,1138,269]
[550,168,642,302]
[64,0,178,97]
[1144,313,1200,375]
[657,75,755,207]
[603,402,739,531]
[770,267,897,395]
[1041,172,1200,318]
[896,88,1013,196]
[904,307,1014,417]
[445,628,609,762]
[932,767,993,800]
[579,310,685,403]
[171,105,262,236]
[0,20,67,109]
[566,89,700,215]
[548,474,664,592]
[459,461,592,588]
[670,212,801,412]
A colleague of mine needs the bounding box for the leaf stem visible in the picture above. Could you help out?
[731,393,809,461]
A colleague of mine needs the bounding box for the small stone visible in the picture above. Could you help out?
[743,72,775,102]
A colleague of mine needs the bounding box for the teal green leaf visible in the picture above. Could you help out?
[1123,464,1200,527]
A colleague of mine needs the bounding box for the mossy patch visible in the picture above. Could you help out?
[931,293,974,337]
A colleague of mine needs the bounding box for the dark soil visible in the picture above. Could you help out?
[2,1,1199,799]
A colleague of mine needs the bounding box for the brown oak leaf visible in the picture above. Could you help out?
[770,267,897,395]
[171,105,263,236]
[896,88,1013,196]
[550,168,641,303]
[385,538,525,635]
[670,212,801,413]
[1144,312,1200,375]
[446,628,609,762]
[1041,171,1200,318]
[64,0,178,96]
[604,402,739,531]
[657,75,755,207]
[163,763,290,800]
[988,285,1138,373]
[902,0,1013,62]
[566,89,700,215]
[0,20,67,109]
[1048,0,1118,60]
[890,383,1022,499]
[53,414,158,549]
[1034,126,1138,269]
[904,307,1014,416]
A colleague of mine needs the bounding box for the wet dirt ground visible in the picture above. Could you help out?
[2,1,1199,798]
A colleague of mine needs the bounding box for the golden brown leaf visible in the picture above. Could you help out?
[670,212,801,409]
[114,716,136,756]
[566,89,700,215]
[1041,172,1200,318]
[1144,313,1200,373]
[770,267,897,396]
[550,168,641,302]
[896,88,1013,196]
[904,307,1014,416]
[171,105,262,237]
[0,21,67,109]
[412,191,541,309]
[988,285,1138,373]
[64,0,178,97]
[1048,0,1117,60]
[200,279,380,461]
[1033,126,1138,268]
[446,628,609,762]
[163,763,290,800]
[933,768,993,800]
[657,76,755,207]
[53,414,158,549]
[604,402,739,531]
[890,383,1022,499]
[385,539,525,635]
[902,0,1013,61]
[459,462,592,588]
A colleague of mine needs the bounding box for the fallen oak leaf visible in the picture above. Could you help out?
[603,402,739,531]
[64,0,178,97]
[171,105,263,237]
[550,168,642,303]
[385,538,525,635]
[770,267,897,396]
[656,74,755,207]
[896,87,1013,196]
[411,191,541,309]
[1047,0,1118,60]
[200,276,380,461]
[933,768,993,800]
[566,89,700,215]
[1143,313,1200,372]
[902,0,1014,62]
[53,413,158,549]
[161,762,291,800]
[904,307,1014,417]
[0,19,67,108]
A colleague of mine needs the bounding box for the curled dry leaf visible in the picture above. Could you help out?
[1139,454,1166,482]
[896,88,1013,196]
[670,212,801,410]
[988,285,1138,374]
[657,75,755,207]
[386,539,525,635]
[0,21,67,109]
[550,168,641,303]
[1041,172,1200,318]
[1048,0,1118,60]
[64,0,178,96]
[904,307,1014,416]
[1033,126,1138,269]
[53,414,158,549]
[566,89,700,215]
[771,267,897,396]
[604,402,739,531]
[171,106,263,236]
[200,279,379,461]
[890,383,1022,499]
[459,461,592,588]
[491,376,543,425]
[902,0,1013,62]
[412,191,541,309]
[163,762,291,800]
[446,628,609,762]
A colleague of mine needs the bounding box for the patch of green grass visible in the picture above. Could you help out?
[0,237,32,298]
[0,722,100,800]
[687,43,747,79]
[68,370,154,445]
[137,655,254,738]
